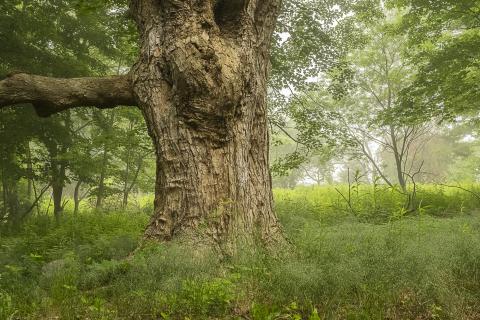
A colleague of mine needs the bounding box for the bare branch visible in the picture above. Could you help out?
[20,182,52,220]
[438,183,480,202]
[0,73,136,117]
[357,136,396,189]
[271,119,305,146]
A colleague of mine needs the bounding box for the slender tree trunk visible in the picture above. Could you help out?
[8,184,20,227]
[123,157,143,209]
[41,112,72,222]
[96,144,108,210]
[46,148,67,222]
[73,180,82,215]
[48,146,67,222]
[130,0,284,246]
[122,152,131,208]
[1,149,21,225]
[52,179,64,222]
[96,111,115,210]
[45,195,52,216]
[389,126,407,193]
[1,169,6,219]
[325,168,334,185]
[32,179,41,216]
[122,188,128,209]
[122,119,134,209]
[26,142,33,200]
[27,176,32,200]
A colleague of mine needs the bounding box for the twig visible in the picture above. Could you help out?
[21,183,51,220]
[437,183,480,202]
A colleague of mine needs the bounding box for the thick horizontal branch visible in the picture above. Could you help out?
[0,73,136,117]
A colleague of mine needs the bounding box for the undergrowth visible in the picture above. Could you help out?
[1,185,480,319]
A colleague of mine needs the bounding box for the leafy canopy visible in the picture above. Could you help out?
[387,0,480,120]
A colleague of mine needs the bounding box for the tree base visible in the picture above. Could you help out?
[142,217,288,258]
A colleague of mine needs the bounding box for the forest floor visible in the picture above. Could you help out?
[2,185,480,319]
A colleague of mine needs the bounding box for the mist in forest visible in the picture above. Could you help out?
[1,0,479,318]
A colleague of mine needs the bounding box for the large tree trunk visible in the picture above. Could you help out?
[130,0,283,246]
[0,0,284,247]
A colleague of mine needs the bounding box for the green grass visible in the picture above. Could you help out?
[2,185,480,319]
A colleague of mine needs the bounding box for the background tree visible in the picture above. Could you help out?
[387,0,480,120]
[0,0,138,226]
[276,15,434,207]
[268,0,383,181]
[340,29,431,193]
[111,108,153,209]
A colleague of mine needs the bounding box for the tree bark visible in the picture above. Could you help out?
[74,180,82,215]
[0,146,9,220]
[1,147,21,226]
[122,156,131,208]
[122,120,133,209]
[7,183,20,227]
[52,182,64,221]
[0,74,136,116]
[1,171,7,220]
[95,144,108,210]
[95,111,115,210]
[389,126,407,193]
[130,0,284,246]
[123,156,143,209]
[50,150,67,222]
[26,142,33,201]
[0,0,285,248]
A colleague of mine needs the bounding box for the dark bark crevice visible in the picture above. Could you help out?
[213,0,246,32]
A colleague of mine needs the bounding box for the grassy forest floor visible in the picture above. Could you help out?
[2,185,480,319]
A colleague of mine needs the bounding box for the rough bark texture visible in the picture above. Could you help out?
[0,73,136,116]
[130,0,284,246]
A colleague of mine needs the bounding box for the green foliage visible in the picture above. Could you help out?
[387,0,480,120]
[1,0,480,318]
[272,0,383,90]
[271,151,308,176]
[0,290,14,320]
[276,184,480,224]
[0,0,147,226]
[2,188,480,319]
[0,0,136,76]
